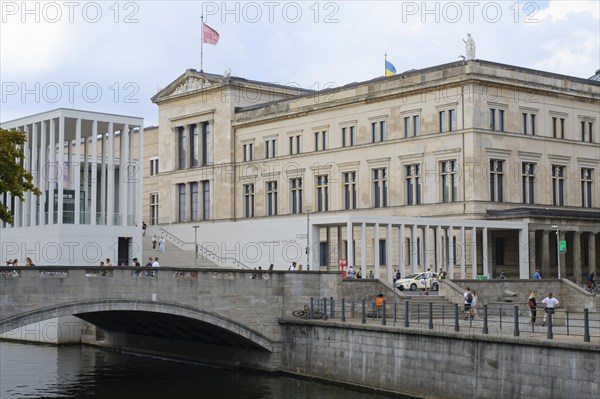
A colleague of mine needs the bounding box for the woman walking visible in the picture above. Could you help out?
[471,290,479,320]
[528,291,537,330]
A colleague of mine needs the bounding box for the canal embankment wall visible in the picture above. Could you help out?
[279,320,599,399]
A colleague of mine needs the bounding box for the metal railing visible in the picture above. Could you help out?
[291,298,600,343]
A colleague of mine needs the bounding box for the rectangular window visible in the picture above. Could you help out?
[178,126,186,170]
[413,115,420,136]
[316,175,329,212]
[190,182,199,221]
[178,183,186,222]
[202,181,210,220]
[265,139,276,159]
[150,192,159,225]
[404,115,420,137]
[371,120,386,143]
[449,109,456,131]
[243,183,254,218]
[289,135,302,155]
[314,131,327,151]
[552,165,565,206]
[439,111,446,133]
[522,162,536,204]
[552,117,557,138]
[379,239,386,265]
[441,160,458,203]
[531,114,536,135]
[581,168,593,208]
[522,113,528,135]
[372,168,388,208]
[320,242,329,267]
[560,118,565,139]
[499,110,505,131]
[490,160,504,202]
[406,164,421,205]
[490,109,496,130]
[342,126,356,147]
[190,124,199,167]
[290,178,303,214]
[242,143,254,162]
[490,109,505,132]
[266,181,278,216]
[149,158,159,176]
[495,237,505,266]
[581,121,594,142]
[201,122,211,166]
[343,171,357,210]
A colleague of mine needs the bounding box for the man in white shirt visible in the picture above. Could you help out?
[542,292,559,326]
[152,257,160,267]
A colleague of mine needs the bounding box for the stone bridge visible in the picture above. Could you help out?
[0,267,341,370]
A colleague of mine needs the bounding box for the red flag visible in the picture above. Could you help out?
[203,22,219,45]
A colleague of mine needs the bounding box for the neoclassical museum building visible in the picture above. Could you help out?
[139,60,598,281]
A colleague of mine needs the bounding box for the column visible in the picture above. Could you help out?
[374,223,380,279]
[107,122,115,225]
[573,231,581,283]
[483,227,489,277]
[529,230,537,277]
[519,226,529,279]
[386,224,392,283]
[360,222,367,278]
[48,119,56,225]
[588,233,596,275]
[57,117,65,225]
[424,225,430,272]
[336,225,343,267]
[136,125,144,227]
[471,227,477,278]
[74,118,81,225]
[310,224,320,271]
[410,224,417,274]
[399,224,405,278]
[119,124,129,225]
[542,231,550,277]
[185,182,192,222]
[91,120,98,226]
[448,226,455,279]
[100,127,107,223]
[39,120,47,225]
[558,231,566,279]
[460,226,466,278]
[347,221,354,267]
[436,225,442,272]
[30,123,39,226]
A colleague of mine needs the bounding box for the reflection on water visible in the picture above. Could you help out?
[0,341,411,399]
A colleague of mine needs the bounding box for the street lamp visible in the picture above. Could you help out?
[193,225,200,267]
[551,225,560,279]
[305,208,312,271]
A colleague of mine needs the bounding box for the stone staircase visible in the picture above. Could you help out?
[142,228,219,268]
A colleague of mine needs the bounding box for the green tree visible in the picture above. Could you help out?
[0,128,42,224]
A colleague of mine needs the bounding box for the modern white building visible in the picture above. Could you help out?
[0,108,144,266]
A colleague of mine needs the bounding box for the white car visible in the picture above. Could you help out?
[395,272,439,291]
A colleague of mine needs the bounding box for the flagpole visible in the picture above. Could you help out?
[384,53,387,76]
[200,14,204,72]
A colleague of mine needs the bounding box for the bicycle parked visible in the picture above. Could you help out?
[292,304,323,319]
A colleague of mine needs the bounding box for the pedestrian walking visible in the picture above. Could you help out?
[159,237,166,253]
[542,292,559,326]
[471,290,479,320]
[142,221,147,236]
[151,235,157,250]
[463,287,473,320]
[528,291,537,329]
[533,269,541,279]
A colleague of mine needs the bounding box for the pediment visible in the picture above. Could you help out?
[172,77,218,95]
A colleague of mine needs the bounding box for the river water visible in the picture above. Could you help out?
[0,341,411,399]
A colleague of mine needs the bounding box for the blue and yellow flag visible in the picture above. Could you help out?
[385,60,396,76]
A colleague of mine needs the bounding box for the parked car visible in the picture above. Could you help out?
[395,272,439,291]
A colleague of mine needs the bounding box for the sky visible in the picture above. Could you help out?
[1,0,599,127]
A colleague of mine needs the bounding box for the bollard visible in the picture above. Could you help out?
[454,304,460,332]
[514,305,520,337]
[341,299,346,322]
[310,297,314,319]
[404,301,410,328]
[372,301,376,320]
[483,304,489,334]
[361,299,366,324]
[547,309,553,339]
[382,300,387,326]
[442,305,445,325]
[323,297,328,320]
[393,302,397,326]
[584,308,590,343]
[428,302,433,330]
[499,308,503,331]
[417,303,420,324]
[330,297,335,319]
[566,310,569,336]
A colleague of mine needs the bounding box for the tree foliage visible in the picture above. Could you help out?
[0,128,42,224]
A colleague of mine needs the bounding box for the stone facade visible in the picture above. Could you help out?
[147,60,600,278]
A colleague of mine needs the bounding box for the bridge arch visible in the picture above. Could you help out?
[0,299,274,352]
